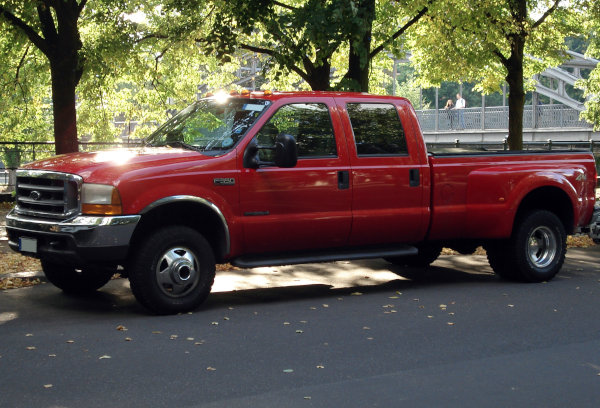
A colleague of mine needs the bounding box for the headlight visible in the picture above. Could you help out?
[81,184,122,215]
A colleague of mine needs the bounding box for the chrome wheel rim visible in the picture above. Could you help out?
[155,247,200,297]
[527,226,557,269]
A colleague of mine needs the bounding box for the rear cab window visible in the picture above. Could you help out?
[346,103,408,156]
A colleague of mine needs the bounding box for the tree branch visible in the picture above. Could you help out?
[369,1,433,59]
[0,6,49,54]
[272,1,297,11]
[239,43,312,83]
[532,0,561,30]
[15,43,31,85]
[77,0,88,15]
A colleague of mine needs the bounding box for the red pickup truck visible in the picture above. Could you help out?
[6,91,600,314]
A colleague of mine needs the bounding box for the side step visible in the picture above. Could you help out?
[232,245,418,269]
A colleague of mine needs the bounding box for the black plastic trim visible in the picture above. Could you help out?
[231,245,417,268]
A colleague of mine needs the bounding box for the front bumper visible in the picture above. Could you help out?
[6,210,140,265]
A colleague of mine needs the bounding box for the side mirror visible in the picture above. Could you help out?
[242,139,260,169]
[274,133,298,168]
[243,133,298,169]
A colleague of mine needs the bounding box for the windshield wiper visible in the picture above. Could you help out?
[157,140,204,152]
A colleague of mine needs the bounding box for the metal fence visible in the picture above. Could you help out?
[416,104,591,132]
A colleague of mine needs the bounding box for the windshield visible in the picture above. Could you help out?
[144,98,271,156]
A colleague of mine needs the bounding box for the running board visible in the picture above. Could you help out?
[231,245,418,269]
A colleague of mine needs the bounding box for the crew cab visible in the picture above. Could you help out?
[6,91,600,314]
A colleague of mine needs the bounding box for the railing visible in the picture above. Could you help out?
[416,104,591,132]
[426,139,600,153]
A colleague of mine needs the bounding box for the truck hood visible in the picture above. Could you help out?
[22,147,217,184]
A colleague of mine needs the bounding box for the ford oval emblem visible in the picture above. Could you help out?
[30,190,42,201]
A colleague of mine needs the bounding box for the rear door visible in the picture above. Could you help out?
[238,97,352,254]
[334,96,429,245]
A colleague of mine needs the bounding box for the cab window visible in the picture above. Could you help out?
[255,103,337,161]
[346,103,408,156]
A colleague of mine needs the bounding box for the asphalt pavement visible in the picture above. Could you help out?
[1,248,600,408]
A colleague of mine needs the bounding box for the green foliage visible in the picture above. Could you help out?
[577,0,600,129]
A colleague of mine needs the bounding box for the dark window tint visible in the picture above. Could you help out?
[256,103,337,161]
[347,103,408,156]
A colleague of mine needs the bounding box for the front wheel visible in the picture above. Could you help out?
[128,226,216,315]
[487,210,566,282]
[41,260,116,294]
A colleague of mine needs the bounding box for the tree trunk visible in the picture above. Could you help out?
[505,37,526,151]
[50,57,79,154]
[305,60,332,91]
[345,0,375,92]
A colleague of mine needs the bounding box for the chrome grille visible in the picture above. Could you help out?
[15,170,82,220]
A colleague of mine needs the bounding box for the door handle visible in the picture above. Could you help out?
[409,168,420,187]
[338,170,350,190]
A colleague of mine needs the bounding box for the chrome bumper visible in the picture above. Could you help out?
[5,210,140,264]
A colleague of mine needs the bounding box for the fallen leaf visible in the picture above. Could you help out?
[26,346,36,350]
[447,322,454,326]
[186,337,194,341]
[206,367,216,371]
[351,292,363,296]
[363,326,370,330]
[223,317,230,321]
[116,325,127,331]
[25,333,33,337]
[44,384,53,389]
[66,340,75,344]
[283,322,291,325]
[296,330,304,334]
[304,396,312,400]
[316,365,324,369]
[48,354,56,357]
[322,304,329,308]
[125,337,133,342]
[427,315,434,318]
[99,355,111,359]
[170,335,178,340]
[211,322,219,326]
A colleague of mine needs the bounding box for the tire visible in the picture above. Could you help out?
[487,210,566,282]
[41,260,116,294]
[128,226,216,315]
[385,243,443,268]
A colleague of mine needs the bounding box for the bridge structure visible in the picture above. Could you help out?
[415,51,599,144]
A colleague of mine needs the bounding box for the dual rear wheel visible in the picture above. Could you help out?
[486,210,566,282]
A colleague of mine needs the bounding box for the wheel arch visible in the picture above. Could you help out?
[130,196,230,263]
[513,186,575,235]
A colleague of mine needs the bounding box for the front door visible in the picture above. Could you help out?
[239,98,352,254]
